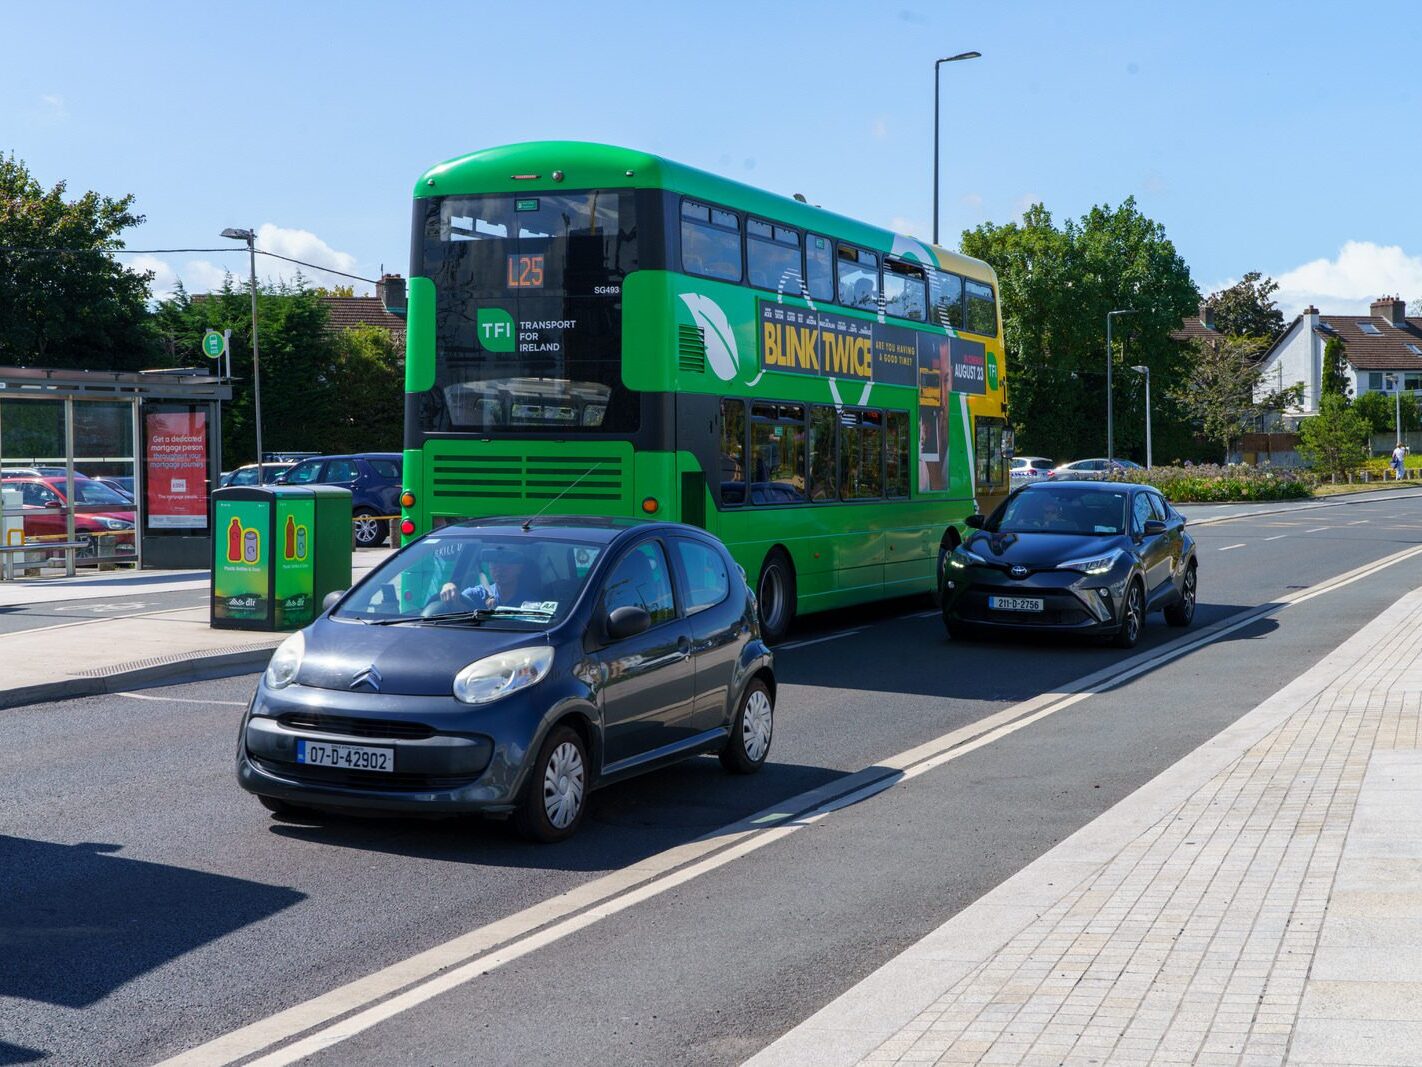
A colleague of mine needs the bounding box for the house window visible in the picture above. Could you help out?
[1359,322,1382,336]
[1369,372,1385,391]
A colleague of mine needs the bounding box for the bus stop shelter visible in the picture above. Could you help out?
[0,365,231,573]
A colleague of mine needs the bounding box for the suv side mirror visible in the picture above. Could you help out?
[1143,519,1167,537]
[964,514,986,529]
[606,605,651,641]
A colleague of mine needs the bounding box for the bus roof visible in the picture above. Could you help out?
[416,140,997,286]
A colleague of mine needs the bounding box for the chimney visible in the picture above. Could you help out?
[378,273,407,317]
[1199,301,1215,330]
[1371,295,1406,327]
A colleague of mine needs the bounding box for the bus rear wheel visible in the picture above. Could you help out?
[756,550,796,645]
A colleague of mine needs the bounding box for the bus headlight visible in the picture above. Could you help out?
[582,405,606,426]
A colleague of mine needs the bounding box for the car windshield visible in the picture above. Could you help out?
[993,487,1129,536]
[333,532,606,627]
[70,479,133,506]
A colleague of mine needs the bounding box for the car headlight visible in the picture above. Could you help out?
[1059,549,1125,575]
[97,517,132,530]
[264,630,306,689]
[949,547,986,569]
[453,646,554,705]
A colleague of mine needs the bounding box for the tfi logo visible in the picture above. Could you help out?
[477,308,516,353]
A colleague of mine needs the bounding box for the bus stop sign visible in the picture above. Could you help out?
[202,330,226,359]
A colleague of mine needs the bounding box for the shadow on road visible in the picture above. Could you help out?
[267,756,844,872]
[0,836,304,1009]
[0,1042,45,1065]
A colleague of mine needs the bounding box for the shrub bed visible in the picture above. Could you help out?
[1106,464,1315,502]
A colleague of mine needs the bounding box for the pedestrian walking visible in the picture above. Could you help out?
[1392,442,1407,480]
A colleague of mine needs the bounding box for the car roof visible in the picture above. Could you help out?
[293,453,402,462]
[1019,480,1136,492]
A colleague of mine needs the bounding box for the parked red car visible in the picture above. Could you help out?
[0,476,136,557]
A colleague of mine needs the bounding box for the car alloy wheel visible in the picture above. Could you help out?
[542,740,585,830]
[1166,563,1197,627]
[353,512,386,548]
[1113,580,1144,649]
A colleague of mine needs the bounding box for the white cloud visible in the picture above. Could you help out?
[38,94,66,120]
[130,255,232,301]
[1271,241,1422,316]
[1013,192,1041,218]
[888,216,929,241]
[254,223,367,292]
[872,117,889,139]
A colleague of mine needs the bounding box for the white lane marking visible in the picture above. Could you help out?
[1187,488,1422,527]
[1219,544,1247,551]
[1305,527,1330,533]
[1347,519,1371,526]
[777,628,865,651]
[1264,535,1287,542]
[158,542,1422,1067]
[115,691,248,707]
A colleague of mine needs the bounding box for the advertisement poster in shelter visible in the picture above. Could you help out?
[145,410,208,529]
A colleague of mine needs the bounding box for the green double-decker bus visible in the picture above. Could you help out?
[399,141,1008,641]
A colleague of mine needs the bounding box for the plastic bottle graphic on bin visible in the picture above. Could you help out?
[211,484,350,631]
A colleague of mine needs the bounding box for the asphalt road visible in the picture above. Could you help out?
[0,588,207,635]
[5,494,1422,1066]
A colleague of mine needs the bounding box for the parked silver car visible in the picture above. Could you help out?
[1050,458,1143,481]
[1010,456,1056,484]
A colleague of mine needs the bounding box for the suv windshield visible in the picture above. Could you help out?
[993,487,1129,536]
[334,532,606,627]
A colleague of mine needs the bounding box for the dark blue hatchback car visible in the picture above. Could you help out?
[276,453,402,547]
[237,517,775,842]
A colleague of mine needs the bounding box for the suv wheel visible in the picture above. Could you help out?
[353,509,387,548]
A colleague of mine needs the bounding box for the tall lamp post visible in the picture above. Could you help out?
[1386,373,1402,447]
[933,50,981,246]
[1106,308,1139,464]
[220,227,265,483]
[1132,364,1152,468]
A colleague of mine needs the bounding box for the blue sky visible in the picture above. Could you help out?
[4,0,1420,315]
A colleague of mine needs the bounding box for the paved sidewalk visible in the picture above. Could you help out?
[751,585,1422,1067]
[0,549,393,708]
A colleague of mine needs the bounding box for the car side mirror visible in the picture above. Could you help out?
[322,589,346,613]
[964,514,986,529]
[44,500,62,508]
[1143,519,1167,537]
[606,605,651,641]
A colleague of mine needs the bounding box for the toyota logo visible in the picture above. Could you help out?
[350,665,383,692]
[1010,565,1029,579]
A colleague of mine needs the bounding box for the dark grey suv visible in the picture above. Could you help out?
[237,517,775,841]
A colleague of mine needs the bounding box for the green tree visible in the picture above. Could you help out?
[1297,393,1369,479]
[1351,389,1420,437]
[154,274,341,464]
[1169,335,1301,457]
[1321,335,1350,398]
[0,152,161,370]
[1205,271,1285,340]
[961,197,1200,463]
[325,323,404,453]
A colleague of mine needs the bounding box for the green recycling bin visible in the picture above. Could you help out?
[211,484,353,631]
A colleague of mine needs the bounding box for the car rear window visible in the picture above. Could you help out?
[368,459,400,479]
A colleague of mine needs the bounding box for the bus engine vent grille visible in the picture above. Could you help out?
[429,452,625,503]
[678,324,707,374]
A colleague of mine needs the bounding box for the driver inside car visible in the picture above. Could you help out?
[439,545,546,610]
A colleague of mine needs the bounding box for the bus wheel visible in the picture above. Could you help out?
[756,550,796,644]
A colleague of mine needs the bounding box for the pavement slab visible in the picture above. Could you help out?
[749,583,1422,1067]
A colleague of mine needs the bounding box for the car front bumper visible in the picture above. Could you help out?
[235,681,552,815]
[943,563,1131,634]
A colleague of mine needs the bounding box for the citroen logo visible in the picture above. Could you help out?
[350,665,382,692]
[1010,565,1029,579]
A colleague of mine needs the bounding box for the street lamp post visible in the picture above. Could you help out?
[1132,364,1152,468]
[1386,372,1402,452]
[220,227,265,482]
[933,50,982,246]
[1106,309,1139,464]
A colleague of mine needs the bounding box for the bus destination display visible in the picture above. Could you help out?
[506,254,545,288]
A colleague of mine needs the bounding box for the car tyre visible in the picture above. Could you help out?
[1164,562,1197,628]
[353,509,387,549]
[514,725,588,843]
[1112,579,1145,649]
[720,679,773,774]
[756,550,796,644]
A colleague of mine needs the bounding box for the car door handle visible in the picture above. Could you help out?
[677,637,691,656]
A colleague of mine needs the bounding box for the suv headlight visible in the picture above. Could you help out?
[1059,549,1124,576]
[949,547,986,569]
[453,646,554,705]
[264,630,305,689]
